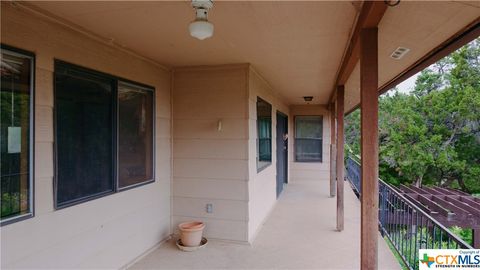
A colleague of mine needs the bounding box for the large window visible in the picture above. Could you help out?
[54,61,154,208]
[256,97,272,171]
[295,116,323,162]
[1,46,34,225]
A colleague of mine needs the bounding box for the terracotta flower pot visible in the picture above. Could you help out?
[178,221,205,247]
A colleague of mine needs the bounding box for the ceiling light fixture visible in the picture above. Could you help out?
[384,0,401,7]
[189,0,214,40]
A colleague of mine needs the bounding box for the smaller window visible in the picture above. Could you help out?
[295,116,323,162]
[118,81,154,189]
[256,97,272,171]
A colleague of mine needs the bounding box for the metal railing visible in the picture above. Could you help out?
[346,156,361,196]
[345,155,473,270]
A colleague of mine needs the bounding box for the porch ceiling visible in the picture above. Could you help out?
[26,1,357,105]
[25,1,479,109]
[344,1,479,113]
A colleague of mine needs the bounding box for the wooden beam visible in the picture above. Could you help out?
[431,196,469,219]
[432,187,458,196]
[444,196,480,219]
[399,185,420,194]
[400,186,480,226]
[360,27,379,270]
[330,103,337,197]
[338,1,387,86]
[459,197,480,211]
[474,229,480,249]
[416,194,452,219]
[423,187,445,195]
[407,185,428,194]
[447,188,471,196]
[401,193,433,214]
[336,86,345,231]
[329,1,387,103]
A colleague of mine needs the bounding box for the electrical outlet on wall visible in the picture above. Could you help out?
[206,203,213,213]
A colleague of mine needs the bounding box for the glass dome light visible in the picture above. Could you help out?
[189,20,214,40]
[189,0,214,40]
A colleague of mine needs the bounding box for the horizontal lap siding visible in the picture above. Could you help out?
[173,178,248,201]
[172,66,250,242]
[247,68,289,242]
[1,3,172,269]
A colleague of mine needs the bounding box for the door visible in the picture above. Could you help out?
[276,112,288,198]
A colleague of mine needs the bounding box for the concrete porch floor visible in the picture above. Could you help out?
[130,180,400,269]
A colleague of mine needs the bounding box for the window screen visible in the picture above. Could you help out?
[55,63,114,207]
[1,47,33,224]
[118,82,154,188]
[295,116,323,162]
[256,97,272,171]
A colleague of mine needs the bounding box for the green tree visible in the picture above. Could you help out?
[345,38,480,193]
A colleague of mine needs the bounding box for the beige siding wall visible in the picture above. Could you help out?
[2,5,335,264]
[247,68,289,242]
[289,105,332,182]
[1,4,172,269]
[172,65,250,242]
[171,65,292,243]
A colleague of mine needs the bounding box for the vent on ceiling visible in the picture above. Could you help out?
[303,96,313,102]
[390,47,410,60]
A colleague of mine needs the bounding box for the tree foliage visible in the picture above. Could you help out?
[345,38,480,194]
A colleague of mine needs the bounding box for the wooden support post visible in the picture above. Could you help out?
[330,104,337,197]
[336,86,345,231]
[360,27,379,270]
[474,229,480,248]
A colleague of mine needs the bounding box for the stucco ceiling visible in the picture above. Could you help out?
[27,1,357,105]
[25,1,480,110]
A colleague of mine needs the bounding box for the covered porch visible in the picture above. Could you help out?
[131,180,399,269]
[1,1,479,269]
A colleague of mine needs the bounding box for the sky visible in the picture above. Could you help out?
[392,72,419,94]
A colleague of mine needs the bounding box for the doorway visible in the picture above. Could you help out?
[276,112,288,198]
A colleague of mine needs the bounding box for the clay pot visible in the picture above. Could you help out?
[178,221,205,247]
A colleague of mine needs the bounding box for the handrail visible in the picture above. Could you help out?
[345,154,473,270]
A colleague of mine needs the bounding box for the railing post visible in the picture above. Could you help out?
[360,27,379,270]
[336,86,345,231]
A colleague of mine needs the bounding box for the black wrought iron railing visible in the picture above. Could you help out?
[346,156,361,196]
[345,155,473,270]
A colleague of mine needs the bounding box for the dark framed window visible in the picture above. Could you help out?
[118,82,154,189]
[295,116,323,162]
[256,97,272,171]
[54,61,155,209]
[1,45,34,225]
